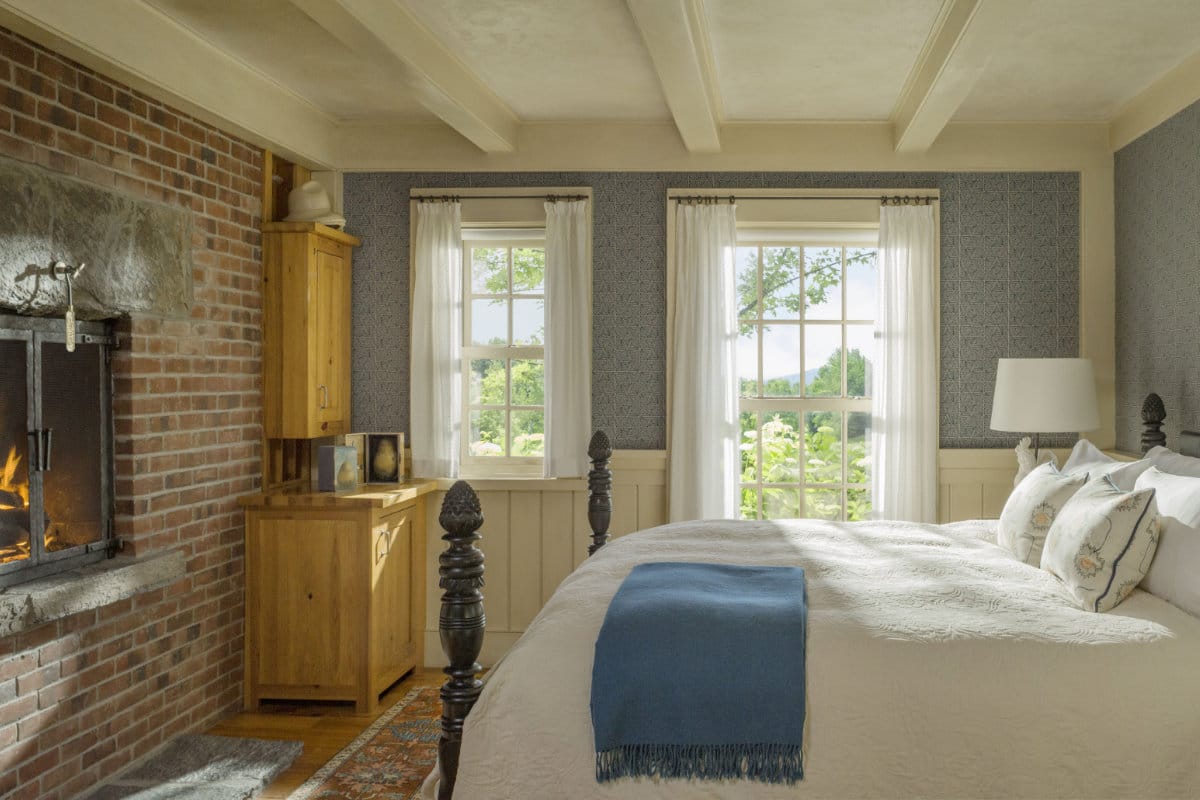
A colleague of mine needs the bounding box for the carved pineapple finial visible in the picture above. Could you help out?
[1141,393,1167,454]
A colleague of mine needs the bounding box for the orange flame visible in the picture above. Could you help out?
[0,446,28,509]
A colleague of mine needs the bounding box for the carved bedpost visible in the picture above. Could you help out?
[437,481,485,800]
[1141,393,1167,454]
[587,430,612,556]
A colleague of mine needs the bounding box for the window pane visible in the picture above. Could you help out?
[513,247,545,292]
[471,298,508,345]
[848,489,871,522]
[737,329,758,397]
[846,325,874,398]
[739,411,759,482]
[762,325,800,397]
[511,359,544,406]
[736,247,758,320]
[739,487,759,520]
[848,411,871,489]
[804,326,841,396]
[512,298,544,345]
[471,247,507,294]
[761,247,801,321]
[511,410,544,456]
[804,411,842,484]
[469,359,505,405]
[804,247,842,320]
[762,487,800,520]
[761,412,801,483]
[469,409,505,457]
[805,488,842,521]
[845,248,877,320]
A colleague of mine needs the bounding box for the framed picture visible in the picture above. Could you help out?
[343,433,366,483]
[365,433,404,484]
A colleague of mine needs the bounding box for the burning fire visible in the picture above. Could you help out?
[0,446,30,563]
[0,446,28,509]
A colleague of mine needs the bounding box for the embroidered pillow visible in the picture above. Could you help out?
[997,461,1086,566]
[1040,478,1160,612]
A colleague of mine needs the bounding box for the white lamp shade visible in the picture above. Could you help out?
[990,358,1100,433]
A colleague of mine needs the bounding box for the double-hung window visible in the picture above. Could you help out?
[462,233,546,474]
[735,238,878,521]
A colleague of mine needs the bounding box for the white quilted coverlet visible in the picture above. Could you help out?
[437,519,1200,799]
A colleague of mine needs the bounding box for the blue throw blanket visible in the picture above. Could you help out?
[590,561,807,784]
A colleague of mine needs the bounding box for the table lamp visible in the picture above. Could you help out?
[989,358,1100,462]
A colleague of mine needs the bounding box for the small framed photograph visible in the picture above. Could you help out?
[343,433,366,482]
[365,433,405,484]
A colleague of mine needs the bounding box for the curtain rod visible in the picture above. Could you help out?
[414,194,589,202]
[672,194,935,205]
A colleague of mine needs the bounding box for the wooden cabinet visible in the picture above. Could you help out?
[262,222,359,439]
[240,483,435,712]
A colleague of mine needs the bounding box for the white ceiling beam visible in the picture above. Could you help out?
[0,0,338,167]
[625,0,721,153]
[891,0,1026,154]
[290,0,517,154]
[1109,47,1200,152]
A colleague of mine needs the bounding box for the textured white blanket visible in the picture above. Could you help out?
[433,519,1200,799]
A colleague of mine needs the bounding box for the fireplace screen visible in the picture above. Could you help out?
[0,314,114,586]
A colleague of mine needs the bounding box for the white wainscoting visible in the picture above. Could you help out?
[423,447,1067,666]
[422,450,667,666]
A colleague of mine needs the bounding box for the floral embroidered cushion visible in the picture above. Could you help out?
[1040,478,1160,612]
[998,461,1087,566]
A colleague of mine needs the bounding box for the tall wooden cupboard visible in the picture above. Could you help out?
[261,222,359,439]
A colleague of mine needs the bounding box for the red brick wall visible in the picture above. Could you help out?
[0,28,262,799]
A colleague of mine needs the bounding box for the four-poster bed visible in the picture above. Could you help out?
[429,399,1200,799]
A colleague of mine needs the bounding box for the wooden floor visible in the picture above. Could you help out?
[207,669,444,799]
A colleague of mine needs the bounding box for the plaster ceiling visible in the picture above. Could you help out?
[11,0,1200,161]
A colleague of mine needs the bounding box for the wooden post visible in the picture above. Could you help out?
[437,481,485,800]
[587,430,612,556]
[1141,393,1167,454]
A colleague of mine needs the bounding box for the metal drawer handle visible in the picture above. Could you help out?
[319,384,328,409]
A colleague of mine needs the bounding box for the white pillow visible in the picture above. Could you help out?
[1041,478,1160,612]
[1148,446,1200,478]
[1061,438,1152,491]
[998,462,1086,566]
[1135,467,1200,617]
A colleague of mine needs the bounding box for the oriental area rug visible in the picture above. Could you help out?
[289,686,441,800]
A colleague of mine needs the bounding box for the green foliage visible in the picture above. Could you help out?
[737,246,875,336]
[468,358,545,457]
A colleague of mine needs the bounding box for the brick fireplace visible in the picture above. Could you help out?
[0,28,263,799]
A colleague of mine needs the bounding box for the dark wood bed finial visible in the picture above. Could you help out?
[587,430,613,556]
[1141,393,1167,454]
[436,480,485,800]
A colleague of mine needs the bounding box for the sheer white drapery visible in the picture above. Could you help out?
[411,201,463,478]
[543,199,592,477]
[871,203,938,522]
[669,202,739,521]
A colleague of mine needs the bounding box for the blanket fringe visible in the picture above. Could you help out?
[596,743,804,785]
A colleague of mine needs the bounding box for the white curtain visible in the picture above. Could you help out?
[669,202,739,521]
[410,201,462,478]
[871,204,938,522]
[543,199,592,477]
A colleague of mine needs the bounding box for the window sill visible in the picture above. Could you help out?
[0,550,186,639]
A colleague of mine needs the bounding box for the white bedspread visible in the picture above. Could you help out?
[434,518,1200,799]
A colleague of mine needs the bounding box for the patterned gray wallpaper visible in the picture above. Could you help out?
[345,171,1080,450]
[1114,99,1200,453]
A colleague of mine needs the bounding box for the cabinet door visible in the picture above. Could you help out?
[251,515,364,692]
[371,506,415,689]
[313,238,350,434]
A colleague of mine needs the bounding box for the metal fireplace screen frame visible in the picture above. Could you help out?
[0,313,115,587]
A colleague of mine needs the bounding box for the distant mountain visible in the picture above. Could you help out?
[769,368,821,385]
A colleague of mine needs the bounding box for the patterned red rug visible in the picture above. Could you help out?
[290,686,440,800]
